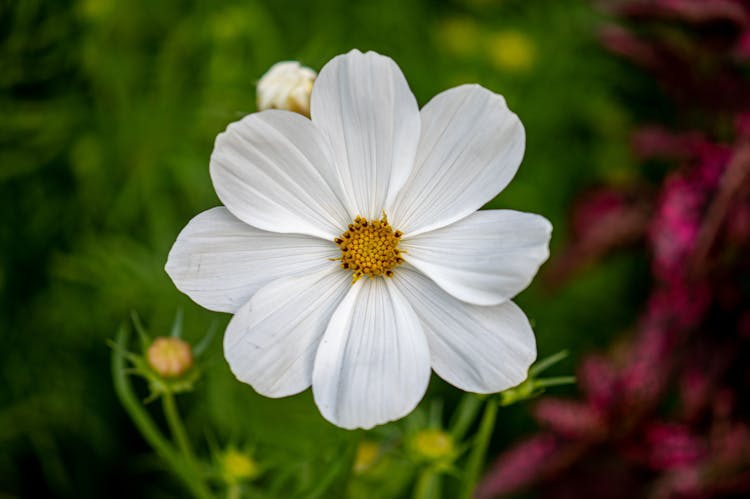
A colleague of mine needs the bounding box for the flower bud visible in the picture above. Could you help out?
[147,337,193,378]
[256,61,316,117]
[353,440,380,474]
[409,428,456,463]
[220,449,260,484]
[486,30,536,73]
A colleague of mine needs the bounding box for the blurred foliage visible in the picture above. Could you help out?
[1,0,646,496]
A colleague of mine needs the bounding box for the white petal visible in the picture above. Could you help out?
[165,207,339,313]
[390,84,525,236]
[312,277,430,429]
[224,267,350,398]
[210,109,350,239]
[310,49,421,219]
[401,210,552,306]
[394,267,536,394]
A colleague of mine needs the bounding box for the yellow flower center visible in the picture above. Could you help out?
[334,214,404,283]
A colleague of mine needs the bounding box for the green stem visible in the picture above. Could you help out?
[163,391,197,464]
[306,442,355,499]
[535,376,576,388]
[227,484,241,499]
[112,327,213,499]
[413,469,441,499]
[528,350,568,377]
[450,395,483,441]
[459,400,498,499]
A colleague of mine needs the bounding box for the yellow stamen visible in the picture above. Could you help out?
[334,213,404,283]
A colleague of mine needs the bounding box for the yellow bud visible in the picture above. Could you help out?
[353,440,380,474]
[436,17,482,58]
[221,449,260,483]
[410,429,455,462]
[77,0,114,21]
[146,337,193,378]
[256,61,316,117]
[486,30,536,73]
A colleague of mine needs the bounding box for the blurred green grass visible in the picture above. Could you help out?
[1,0,649,496]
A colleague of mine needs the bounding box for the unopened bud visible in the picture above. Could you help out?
[409,429,456,462]
[353,440,380,474]
[486,30,536,73]
[147,337,193,378]
[256,61,316,117]
[221,449,260,483]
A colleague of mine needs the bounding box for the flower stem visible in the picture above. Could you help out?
[112,326,213,499]
[450,394,483,441]
[227,484,241,499]
[528,349,569,377]
[413,469,441,499]
[306,442,356,499]
[535,376,576,388]
[459,399,498,499]
[163,391,197,465]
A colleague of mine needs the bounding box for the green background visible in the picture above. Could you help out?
[1,0,650,496]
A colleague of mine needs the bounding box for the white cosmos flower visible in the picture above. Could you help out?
[166,49,552,430]
[256,61,316,117]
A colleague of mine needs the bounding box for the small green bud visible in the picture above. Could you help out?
[220,448,260,484]
[408,428,456,464]
[353,440,380,475]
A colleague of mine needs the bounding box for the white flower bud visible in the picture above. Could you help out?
[256,61,316,117]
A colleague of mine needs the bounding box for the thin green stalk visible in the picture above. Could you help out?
[450,395,483,441]
[413,469,441,499]
[112,327,213,499]
[227,484,241,499]
[459,400,498,499]
[528,350,569,377]
[535,376,576,388]
[305,443,356,499]
[163,391,197,464]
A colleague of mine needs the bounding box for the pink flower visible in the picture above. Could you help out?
[649,175,703,281]
[620,324,673,410]
[578,354,619,413]
[476,434,561,498]
[613,0,748,26]
[545,185,650,286]
[534,399,607,439]
[631,127,704,161]
[648,140,731,283]
[644,423,706,470]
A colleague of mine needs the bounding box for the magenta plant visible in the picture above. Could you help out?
[478,2,750,498]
